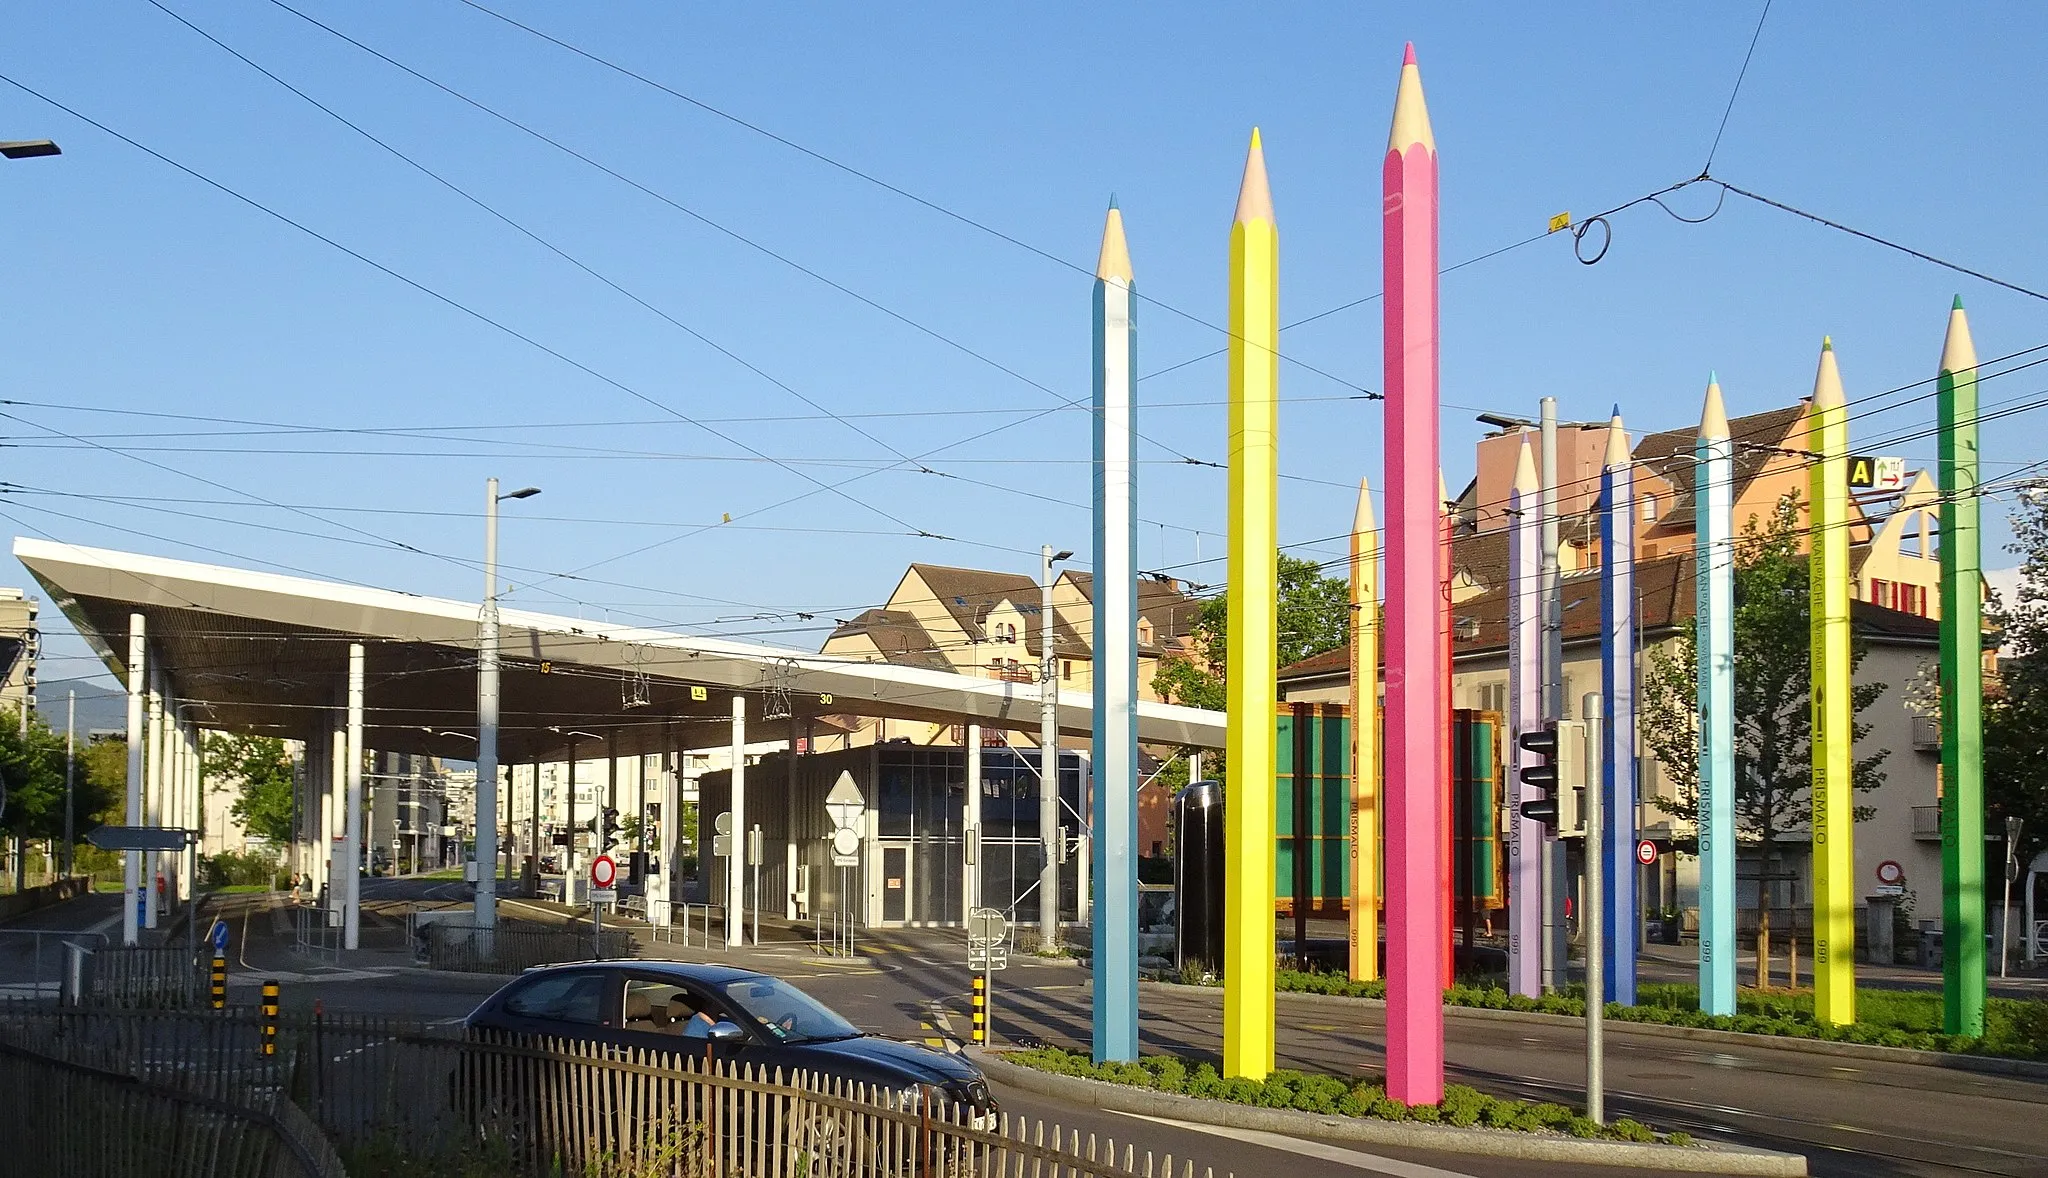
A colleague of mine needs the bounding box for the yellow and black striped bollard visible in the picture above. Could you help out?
[261,980,280,1057]
[210,953,226,1010]
[970,975,986,1045]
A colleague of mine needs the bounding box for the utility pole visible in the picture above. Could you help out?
[477,479,538,946]
[1583,692,1605,1125]
[1039,544,1071,950]
[63,691,74,876]
[1539,397,1567,993]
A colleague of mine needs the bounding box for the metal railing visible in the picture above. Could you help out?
[0,1037,343,1178]
[291,905,341,964]
[0,928,109,998]
[1913,805,1942,840]
[76,945,209,1009]
[653,901,717,949]
[2,1003,1228,1178]
[417,920,634,974]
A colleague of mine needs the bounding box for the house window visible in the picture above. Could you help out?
[1639,493,1657,522]
[1900,512,1923,558]
[1061,659,1072,681]
[989,659,1004,675]
[1870,578,1892,609]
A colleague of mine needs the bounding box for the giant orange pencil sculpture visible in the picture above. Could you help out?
[1381,42,1445,1104]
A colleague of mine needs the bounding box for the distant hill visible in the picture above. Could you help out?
[35,678,130,738]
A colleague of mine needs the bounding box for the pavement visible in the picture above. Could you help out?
[8,880,2045,1177]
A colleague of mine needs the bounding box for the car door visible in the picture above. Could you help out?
[489,968,613,1041]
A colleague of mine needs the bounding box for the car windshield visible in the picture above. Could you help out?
[719,976,862,1044]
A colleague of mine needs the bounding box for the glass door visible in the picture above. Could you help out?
[880,845,910,925]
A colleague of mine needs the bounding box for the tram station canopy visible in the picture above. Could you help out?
[15,538,1225,762]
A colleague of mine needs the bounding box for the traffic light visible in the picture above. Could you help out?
[1517,723,1563,831]
[1517,720,1586,835]
[600,807,620,852]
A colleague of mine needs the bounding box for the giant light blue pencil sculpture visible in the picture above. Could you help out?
[1696,376,1736,1016]
[1091,200,1140,1063]
[1599,409,1638,1005]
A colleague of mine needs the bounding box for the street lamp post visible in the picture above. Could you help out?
[477,479,538,943]
[1039,545,1073,951]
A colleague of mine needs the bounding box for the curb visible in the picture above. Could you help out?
[1189,983,2048,1081]
[970,1049,1807,1176]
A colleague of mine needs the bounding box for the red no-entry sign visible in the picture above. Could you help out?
[1636,840,1658,866]
[589,854,618,890]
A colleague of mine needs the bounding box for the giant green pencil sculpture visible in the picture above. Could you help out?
[1938,297,1986,1037]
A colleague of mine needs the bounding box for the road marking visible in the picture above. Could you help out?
[1108,1111,1477,1178]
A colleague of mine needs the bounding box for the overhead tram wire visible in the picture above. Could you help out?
[443,0,1377,400]
[1702,0,1774,174]
[0,394,1368,438]
[146,0,948,482]
[259,0,1225,460]
[0,72,988,553]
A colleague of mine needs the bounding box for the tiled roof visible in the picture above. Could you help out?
[1279,551,1942,682]
[903,563,1090,659]
[824,608,952,671]
[1060,570,1204,643]
[1631,403,1807,530]
[908,563,1040,643]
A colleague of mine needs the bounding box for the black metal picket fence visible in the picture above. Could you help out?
[0,1001,1227,1178]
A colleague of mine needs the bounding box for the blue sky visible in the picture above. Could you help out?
[6,2,2045,689]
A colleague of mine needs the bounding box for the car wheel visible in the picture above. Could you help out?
[786,1106,860,1177]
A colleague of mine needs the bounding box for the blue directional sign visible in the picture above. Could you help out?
[209,919,230,953]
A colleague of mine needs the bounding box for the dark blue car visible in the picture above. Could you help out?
[463,960,996,1122]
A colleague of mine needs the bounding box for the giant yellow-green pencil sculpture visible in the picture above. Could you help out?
[1223,128,1279,1080]
[1808,337,1856,1025]
[1937,297,1986,1036]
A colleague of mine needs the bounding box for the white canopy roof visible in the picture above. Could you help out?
[14,537,1225,762]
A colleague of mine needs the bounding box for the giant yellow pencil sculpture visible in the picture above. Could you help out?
[1349,477,1380,982]
[1808,338,1856,1025]
[1223,129,1279,1080]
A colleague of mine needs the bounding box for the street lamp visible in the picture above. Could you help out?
[476,478,539,941]
[0,140,61,160]
[1040,544,1073,949]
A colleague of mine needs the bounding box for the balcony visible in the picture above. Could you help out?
[1910,714,1941,752]
[1912,805,1941,841]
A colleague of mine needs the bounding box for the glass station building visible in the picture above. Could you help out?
[695,743,1086,929]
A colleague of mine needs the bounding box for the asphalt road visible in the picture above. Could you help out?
[17,882,2044,1177]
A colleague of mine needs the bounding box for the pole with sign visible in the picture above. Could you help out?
[589,855,617,959]
[825,773,865,959]
[969,906,1009,1043]
[711,812,732,951]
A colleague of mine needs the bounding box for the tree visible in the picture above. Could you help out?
[1988,489,2048,872]
[0,706,116,884]
[72,736,130,877]
[1150,553,1352,785]
[1151,553,1351,706]
[201,733,295,846]
[1640,493,1889,868]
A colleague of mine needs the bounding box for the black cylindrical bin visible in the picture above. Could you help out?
[1174,780,1225,976]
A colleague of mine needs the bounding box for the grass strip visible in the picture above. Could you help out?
[1264,970,2048,1060]
[1004,1046,1688,1145]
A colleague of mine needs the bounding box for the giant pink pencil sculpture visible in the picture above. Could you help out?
[1381,41,1445,1104]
